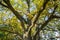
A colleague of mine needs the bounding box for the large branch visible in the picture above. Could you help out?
[0,0,27,32]
[28,0,49,31]
[33,5,58,39]
[27,0,49,35]
[23,0,49,39]
[29,0,49,31]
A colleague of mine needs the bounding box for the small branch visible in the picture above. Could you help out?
[0,2,8,8]
[33,5,58,39]
[53,15,60,18]
[33,0,49,24]
[26,0,30,13]
[56,36,60,38]
[26,0,32,27]
[0,28,23,39]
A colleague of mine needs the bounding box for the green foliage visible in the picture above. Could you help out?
[0,0,60,40]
